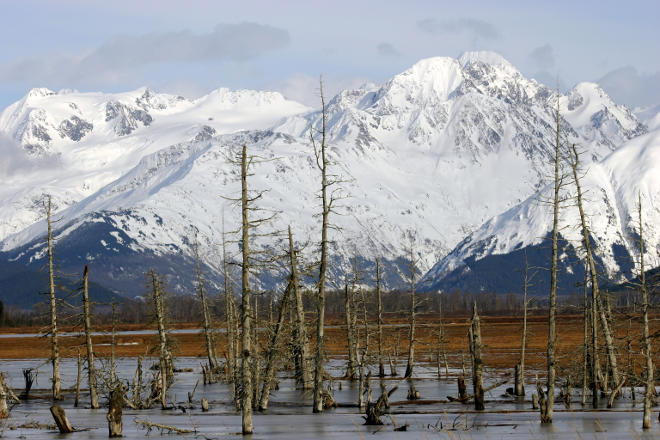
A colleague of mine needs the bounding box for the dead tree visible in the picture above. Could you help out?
[569,144,620,406]
[289,226,312,389]
[638,194,654,429]
[74,349,82,407]
[437,302,449,379]
[222,225,239,407]
[0,373,7,418]
[344,283,358,379]
[107,385,124,437]
[82,265,99,408]
[404,237,417,379]
[21,369,35,400]
[541,99,562,423]
[133,357,143,408]
[258,283,293,410]
[375,259,385,378]
[311,78,341,413]
[581,263,591,406]
[251,294,261,409]
[363,385,397,425]
[110,300,118,385]
[149,271,171,409]
[468,303,484,410]
[194,238,218,377]
[50,405,74,433]
[45,196,62,400]
[515,253,534,396]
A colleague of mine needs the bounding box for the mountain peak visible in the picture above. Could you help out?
[458,51,514,69]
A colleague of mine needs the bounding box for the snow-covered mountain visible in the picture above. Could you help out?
[0,51,649,300]
[421,127,660,294]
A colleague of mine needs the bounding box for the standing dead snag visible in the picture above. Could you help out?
[515,253,533,396]
[50,405,74,433]
[45,196,62,400]
[222,225,239,408]
[637,194,654,429]
[289,226,312,389]
[82,265,99,408]
[149,270,172,409]
[344,283,358,379]
[310,78,340,413]
[194,238,218,379]
[74,349,82,407]
[0,373,7,418]
[375,259,385,378]
[541,98,562,423]
[239,144,254,433]
[363,386,397,425]
[404,237,417,379]
[107,385,124,437]
[468,303,484,410]
[569,145,620,408]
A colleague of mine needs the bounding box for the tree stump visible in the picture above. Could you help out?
[50,405,74,433]
[107,385,123,437]
[201,397,209,412]
[458,375,467,401]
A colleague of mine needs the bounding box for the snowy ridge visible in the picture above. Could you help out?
[422,128,660,290]
[0,51,651,296]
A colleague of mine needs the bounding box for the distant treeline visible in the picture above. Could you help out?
[1,286,656,328]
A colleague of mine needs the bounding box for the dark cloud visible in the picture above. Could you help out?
[528,44,555,70]
[377,42,400,57]
[0,22,290,85]
[417,18,500,40]
[598,66,660,108]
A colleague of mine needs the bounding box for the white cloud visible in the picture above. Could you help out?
[267,73,371,107]
[417,18,500,40]
[598,66,660,108]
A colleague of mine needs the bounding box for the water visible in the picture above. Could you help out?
[0,357,658,438]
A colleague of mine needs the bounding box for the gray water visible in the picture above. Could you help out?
[1,357,658,439]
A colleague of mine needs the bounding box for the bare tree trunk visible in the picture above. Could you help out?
[133,357,143,408]
[581,263,590,406]
[569,145,620,406]
[252,295,261,409]
[74,349,82,407]
[312,80,330,414]
[376,260,385,378]
[404,240,416,379]
[289,226,312,389]
[239,144,254,433]
[149,271,170,409]
[515,254,530,396]
[469,303,484,410]
[259,283,292,410]
[50,405,74,433]
[222,228,240,409]
[110,300,117,385]
[82,266,99,408]
[543,101,561,423]
[0,373,7,418]
[195,239,217,375]
[46,197,62,401]
[344,284,357,379]
[638,194,654,429]
[107,385,123,437]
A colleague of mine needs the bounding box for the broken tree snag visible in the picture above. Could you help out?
[75,348,82,407]
[21,368,35,400]
[50,405,74,433]
[363,385,397,425]
[469,303,484,410]
[82,265,99,408]
[288,226,312,390]
[344,283,357,380]
[201,397,209,412]
[404,237,417,379]
[45,196,62,401]
[107,385,124,437]
[0,373,7,418]
[133,356,143,409]
[514,364,523,399]
[259,281,293,410]
[638,193,654,429]
[406,380,420,401]
[458,375,467,401]
[536,380,549,423]
[532,392,539,409]
[375,259,385,378]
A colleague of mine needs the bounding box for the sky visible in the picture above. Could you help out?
[0,0,658,112]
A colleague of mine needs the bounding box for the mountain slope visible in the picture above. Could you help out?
[0,51,648,299]
[422,127,660,293]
